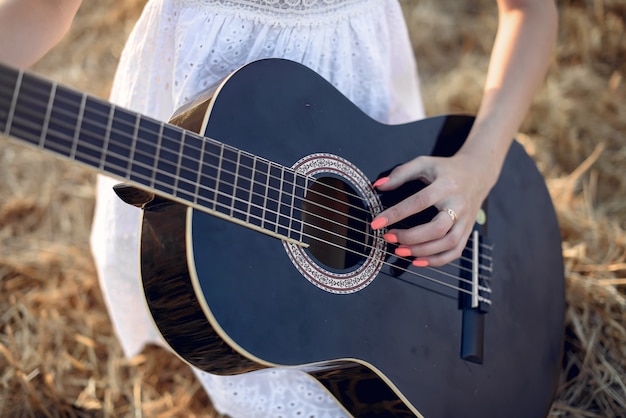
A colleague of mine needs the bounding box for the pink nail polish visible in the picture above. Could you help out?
[383,233,398,244]
[371,217,388,230]
[372,177,390,188]
[395,247,412,257]
[413,259,429,267]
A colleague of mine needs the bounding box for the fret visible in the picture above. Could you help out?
[10,73,51,147]
[193,135,207,205]
[99,103,116,172]
[216,145,237,215]
[244,154,257,224]
[125,112,141,179]
[264,163,281,233]
[2,68,22,136]
[230,150,242,218]
[153,123,183,196]
[45,85,82,159]
[104,105,136,179]
[233,151,255,220]
[69,93,88,160]
[170,130,185,196]
[74,96,111,172]
[197,139,220,210]
[150,121,165,190]
[250,158,270,230]
[213,144,225,214]
[130,116,160,188]
[212,143,225,211]
[38,82,57,147]
[277,167,295,237]
[175,132,202,203]
[291,172,309,242]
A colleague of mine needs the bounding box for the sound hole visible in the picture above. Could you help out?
[302,176,372,270]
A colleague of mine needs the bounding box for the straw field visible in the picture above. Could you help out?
[1,0,624,416]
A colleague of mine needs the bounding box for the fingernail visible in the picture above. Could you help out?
[413,259,429,267]
[371,217,388,230]
[395,247,412,257]
[383,233,398,244]
[372,177,390,188]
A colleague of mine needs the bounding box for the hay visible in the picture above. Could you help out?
[1,0,625,416]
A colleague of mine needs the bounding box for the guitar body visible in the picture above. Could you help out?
[138,59,564,417]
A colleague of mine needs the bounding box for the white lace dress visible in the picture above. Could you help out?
[90,1,424,416]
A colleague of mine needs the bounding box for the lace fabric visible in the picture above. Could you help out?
[173,0,377,27]
[90,0,424,416]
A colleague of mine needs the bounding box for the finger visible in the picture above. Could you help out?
[388,209,458,246]
[395,228,459,259]
[371,183,442,231]
[412,242,467,267]
[409,232,471,268]
[372,156,436,191]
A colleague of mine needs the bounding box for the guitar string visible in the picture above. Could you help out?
[299,220,492,295]
[1,81,482,248]
[3,88,494,270]
[4,93,492,280]
[2,79,489,249]
[2,94,494,298]
[3,84,492,288]
[2,80,495,290]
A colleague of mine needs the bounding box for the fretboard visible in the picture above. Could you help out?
[0,64,309,245]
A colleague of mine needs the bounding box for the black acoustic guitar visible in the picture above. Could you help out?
[0,59,564,417]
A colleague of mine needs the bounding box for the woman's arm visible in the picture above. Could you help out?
[0,0,82,67]
[372,0,558,267]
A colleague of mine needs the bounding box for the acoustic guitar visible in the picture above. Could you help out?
[0,59,564,417]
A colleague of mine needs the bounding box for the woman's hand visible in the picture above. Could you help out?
[370,151,498,267]
[371,0,558,267]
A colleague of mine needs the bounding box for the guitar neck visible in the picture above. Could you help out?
[0,64,308,245]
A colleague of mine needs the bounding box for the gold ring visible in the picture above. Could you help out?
[442,208,458,225]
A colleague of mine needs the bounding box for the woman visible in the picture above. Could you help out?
[0,0,557,416]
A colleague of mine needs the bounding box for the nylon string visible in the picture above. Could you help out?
[3,76,493,300]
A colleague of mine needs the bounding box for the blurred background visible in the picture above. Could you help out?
[1,0,624,416]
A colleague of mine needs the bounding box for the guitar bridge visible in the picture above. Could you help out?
[460,230,493,364]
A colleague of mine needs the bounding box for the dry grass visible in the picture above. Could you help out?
[1,0,625,416]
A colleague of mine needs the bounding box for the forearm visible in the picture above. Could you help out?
[0,0,82,67]
[459,0,558,186]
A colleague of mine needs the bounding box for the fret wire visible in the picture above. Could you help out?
[246,155,257,224]
[286,167,297,241]
[38,82,57,148]
[193,134,207,205]
[69,93,88,160]
[261,160,271,231]
[4,69,23,136]
[213,143,225,212]
[127,112,140,179]
[169,128,184,196]
[298,175,310,242]
[230,152,241,216]
[274,165,285,235]
[151,121,165,190]
[98,101,116,171]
